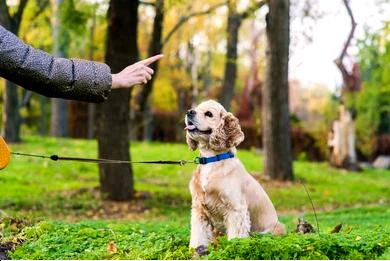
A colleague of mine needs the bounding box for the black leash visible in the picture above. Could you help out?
[11,152,196,166]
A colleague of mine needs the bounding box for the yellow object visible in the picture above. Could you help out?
[0,136,10,170]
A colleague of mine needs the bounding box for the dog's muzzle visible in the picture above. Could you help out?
[184,116,212,135]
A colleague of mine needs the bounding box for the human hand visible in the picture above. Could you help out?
[111,54,163,89]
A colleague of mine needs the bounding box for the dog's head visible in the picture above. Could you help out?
[184,100,244,151]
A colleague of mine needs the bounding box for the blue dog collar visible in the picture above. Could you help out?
[195,151,235,165]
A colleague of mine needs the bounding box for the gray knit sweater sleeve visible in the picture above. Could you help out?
[0,25,112,103]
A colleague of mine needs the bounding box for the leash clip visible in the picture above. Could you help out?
[194,157,207,165]
[194,157,200,164]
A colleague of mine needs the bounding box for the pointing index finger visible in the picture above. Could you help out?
[139,54,164,66]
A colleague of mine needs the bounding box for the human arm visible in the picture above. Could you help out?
[0,25,114,102]
[0,25,162,103]
[111,55,163,89]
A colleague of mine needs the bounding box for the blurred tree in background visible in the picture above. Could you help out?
[0,0,29,142]
[19,0,52,136]
[220,0,265,110]
[357,23,390,158]
[328,0,359,170]
[2,0,390,197]
[97,0,139,201]
[263,0,293,181]
[51,0,69,138]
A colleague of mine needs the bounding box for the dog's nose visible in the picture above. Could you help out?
[187,110,196,117]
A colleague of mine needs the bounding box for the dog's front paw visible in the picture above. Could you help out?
[195,245,209,257]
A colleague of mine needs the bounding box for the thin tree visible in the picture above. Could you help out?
[220,0,265,110]
[0,0,49,142]
[51,0,68,137]
[135,0,164,140]
[135,1,226,140]
[328,0,359,170]
[96,0,139,201]
[263,0,293,181]
[64,0,98,139]
[0,0,28,142]
[87,2,98,139]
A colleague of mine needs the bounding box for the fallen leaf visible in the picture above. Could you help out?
[306,245,314,251]
[331,224,342,234]
[9,223,18,232]
[213,237,219,249]
[355,236,361,241]
[107,241,117,254]
[345,226,353,234]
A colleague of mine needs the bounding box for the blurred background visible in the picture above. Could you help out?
[0,1,390,259]
[1,0,390,198]
[1,0,389,161]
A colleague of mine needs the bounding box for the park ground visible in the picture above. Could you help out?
[0,136,389,259]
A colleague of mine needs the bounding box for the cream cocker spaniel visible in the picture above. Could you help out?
[185,100,285,256]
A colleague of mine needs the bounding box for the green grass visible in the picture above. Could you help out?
[0,136,390,259]
[6,206,390,259]
[1,136,389,218]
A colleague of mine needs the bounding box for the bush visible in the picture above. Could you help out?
[208,232,390,260]
[9,220,390,260]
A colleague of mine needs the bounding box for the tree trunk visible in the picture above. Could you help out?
[134,0,164,141]
[50,99,68,136]
[2,80,21,142]
[39,95,48,136]
[96,0,139,201]
[329,0,359,171]
[220,0,241,111]
[328,105,357,169]
[0,8,24,143]
[68,101,88,138]
[87,104,96,139]
[263,0,293,181]
[50,0,68,137]
[87,3,97,139]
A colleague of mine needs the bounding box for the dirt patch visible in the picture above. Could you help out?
[0,217,33,260]
[0,234,27,260]
[251,172,297,188]
[83,199,150,221]
[0,242,13,260]
[54,187,152,221]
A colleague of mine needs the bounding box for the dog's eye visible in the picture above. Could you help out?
[205,111,213,117]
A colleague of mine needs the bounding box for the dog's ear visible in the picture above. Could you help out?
[209,112,244,151]
[186,132,199,151]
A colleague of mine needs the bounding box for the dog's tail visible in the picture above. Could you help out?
[272,221,286,235]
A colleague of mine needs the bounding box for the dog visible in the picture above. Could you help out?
[185,100,285,256]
